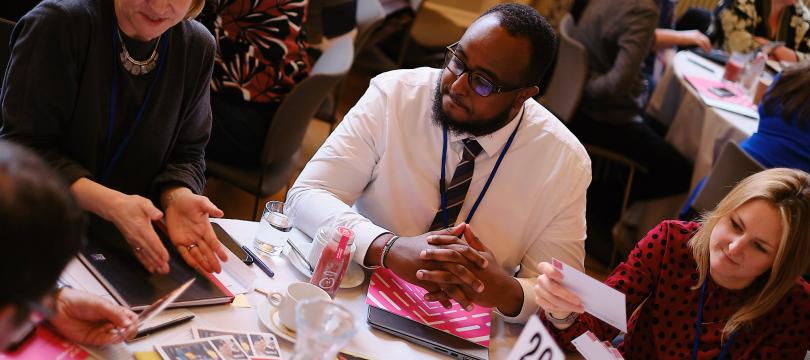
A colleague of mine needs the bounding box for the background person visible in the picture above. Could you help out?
[717,0,810,62]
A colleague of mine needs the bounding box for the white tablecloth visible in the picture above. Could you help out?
[647,50,759,190]
[76,218,568,359]
[78,218,459,359]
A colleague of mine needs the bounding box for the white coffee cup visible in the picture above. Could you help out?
[267,282,331,331]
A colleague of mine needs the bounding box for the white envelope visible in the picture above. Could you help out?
[553,258,627,333]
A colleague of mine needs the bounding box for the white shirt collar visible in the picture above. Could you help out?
[447,104,526,157]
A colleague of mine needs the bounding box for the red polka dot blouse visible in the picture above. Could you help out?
[544,220,810,359]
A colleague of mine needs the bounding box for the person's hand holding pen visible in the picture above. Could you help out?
[418,223,524,317]
[48,287,138,346]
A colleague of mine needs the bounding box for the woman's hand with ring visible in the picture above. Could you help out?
[105,193,169,274]
[162,187,227,273]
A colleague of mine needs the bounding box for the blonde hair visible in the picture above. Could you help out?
[185,0,206,20]
[688,168,810,339]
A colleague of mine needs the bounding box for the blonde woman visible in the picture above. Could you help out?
[535,168,810,358]
[1,0,227,275]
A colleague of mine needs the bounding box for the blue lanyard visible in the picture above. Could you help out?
[691,279,736,360]
[102,15,169,182]
[438,108,524,228]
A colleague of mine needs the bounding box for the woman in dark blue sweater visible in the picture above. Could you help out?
[741,61,810,173]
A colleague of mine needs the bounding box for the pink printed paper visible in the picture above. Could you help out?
[365,268,491,346]
[0,327,88,360]
[685,76,754,107]
[684,75,759,119]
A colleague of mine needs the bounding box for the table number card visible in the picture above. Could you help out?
[505,315,565,360]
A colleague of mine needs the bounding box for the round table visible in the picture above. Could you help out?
[646,50,759,190]
[78,218,554,359]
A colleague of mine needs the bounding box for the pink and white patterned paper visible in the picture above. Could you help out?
[365,268,491,346]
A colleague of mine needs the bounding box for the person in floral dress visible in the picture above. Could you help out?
[717,0,810,62]
[199,0,309,167]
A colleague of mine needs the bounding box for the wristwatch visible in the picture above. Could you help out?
[544,310,579,326]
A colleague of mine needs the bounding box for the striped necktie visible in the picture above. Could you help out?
[429,138,484,231]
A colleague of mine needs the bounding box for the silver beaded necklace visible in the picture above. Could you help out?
[117,29,159,76]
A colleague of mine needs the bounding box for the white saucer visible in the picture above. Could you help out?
[256,300,296,343]
[286,242,365,289]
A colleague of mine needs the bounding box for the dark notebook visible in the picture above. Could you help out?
[78,218,233,311]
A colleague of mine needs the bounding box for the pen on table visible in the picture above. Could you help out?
[687,58,715,74]
[241,245,275,278]
[126,314,195,343]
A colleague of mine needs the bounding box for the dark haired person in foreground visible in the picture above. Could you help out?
[0,140,137,350]
[287,3,591,322]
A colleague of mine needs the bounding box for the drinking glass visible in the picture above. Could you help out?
[289,299,356,360]
[254,201,293,256]
[723,51,747,83]
[489,311,525,360]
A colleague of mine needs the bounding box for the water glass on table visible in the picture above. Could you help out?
[289,299,356,360]
[254,201,293,256]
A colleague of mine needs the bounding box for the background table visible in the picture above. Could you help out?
[616,51,762,244]
[78,218,556,359]
[647,50,759,190]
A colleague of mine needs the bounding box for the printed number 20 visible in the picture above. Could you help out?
[519,333,553,360]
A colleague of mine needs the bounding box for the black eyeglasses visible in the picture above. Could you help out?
[443,42,526,97]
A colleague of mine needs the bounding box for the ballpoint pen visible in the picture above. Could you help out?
[241,245,275,278]
[126,314,195,343]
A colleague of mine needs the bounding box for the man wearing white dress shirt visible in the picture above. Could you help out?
[286,3,591,323]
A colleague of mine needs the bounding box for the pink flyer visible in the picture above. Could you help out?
[366,268,491,346]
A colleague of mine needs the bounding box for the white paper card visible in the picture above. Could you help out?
[571,331,624,360]
[505,315,565,360]
[553,258,627,333]
[213,249,257,295]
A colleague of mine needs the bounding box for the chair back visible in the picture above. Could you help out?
[540,13,587,123]
[1,18,15,84]
[260,35,354,164]
[354,0,386,54]
[692,142,765,213]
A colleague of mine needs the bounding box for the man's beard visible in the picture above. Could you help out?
[431,78,514,137]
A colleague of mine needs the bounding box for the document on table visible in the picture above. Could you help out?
[553,258,627,333]
[212,249,257,295]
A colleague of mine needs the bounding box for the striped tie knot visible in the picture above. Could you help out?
[462,138,483,159]
[429,138,483,231]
